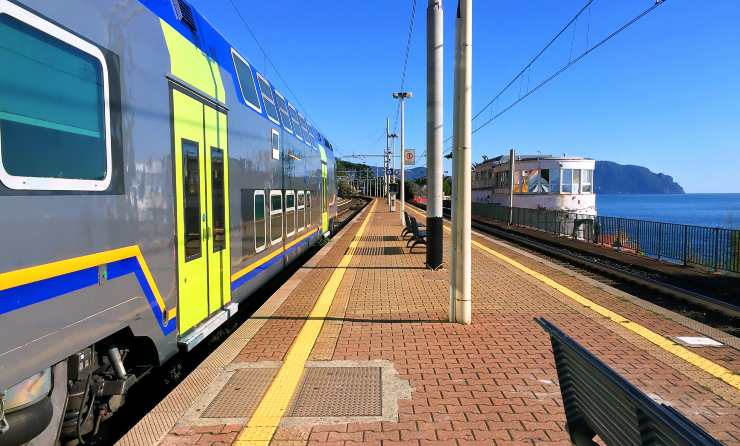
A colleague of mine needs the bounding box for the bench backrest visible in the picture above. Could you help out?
[410,217,423,239]
[535,318,721,446]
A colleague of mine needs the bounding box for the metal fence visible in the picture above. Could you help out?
[468,203,740,273]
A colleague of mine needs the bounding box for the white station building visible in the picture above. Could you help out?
[472,154,596,215]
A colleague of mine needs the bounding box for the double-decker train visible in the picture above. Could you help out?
[0,0,337,443]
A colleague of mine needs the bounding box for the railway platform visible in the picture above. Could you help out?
[118,199,740,446]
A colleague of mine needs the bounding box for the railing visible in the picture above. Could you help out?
[466,202,740,274]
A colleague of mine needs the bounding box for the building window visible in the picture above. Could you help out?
[256,74,280,125]
[572,169,581,194]
[527,169,550,193]
[0,8,112,191]
[274,90,292,133]
[270,190,283,245]
[581,169,593,193]
[254,190,266,253]
[231,50,261,112]
[561,169,573,193]
[549,168,560,194]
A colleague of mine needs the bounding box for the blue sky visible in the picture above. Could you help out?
[189,0,740,193]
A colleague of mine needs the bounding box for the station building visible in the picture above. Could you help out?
[472,153,596,215]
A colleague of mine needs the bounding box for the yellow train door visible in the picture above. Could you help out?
[172,88,230,334]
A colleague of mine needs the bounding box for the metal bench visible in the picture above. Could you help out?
[402,211,424,240]
[406,216,427,251]
[535,318,722,446]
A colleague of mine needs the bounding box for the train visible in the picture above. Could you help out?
[0,0,337,443]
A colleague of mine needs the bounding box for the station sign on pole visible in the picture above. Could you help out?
[404,149,416,166]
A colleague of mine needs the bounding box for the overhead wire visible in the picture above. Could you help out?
[442,0,667,155]
[469,0,667,139]
[227,0,341,153]
[392,0,419,133]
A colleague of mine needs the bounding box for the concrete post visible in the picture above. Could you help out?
[426,0,444,270]
[509,148,515,225]
[451,0,472,325]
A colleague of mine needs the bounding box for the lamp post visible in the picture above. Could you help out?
[392,92,412,225]
[426,0,444,270]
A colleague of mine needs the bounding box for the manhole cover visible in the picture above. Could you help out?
[288,367,382,417]
[202,368,278,418]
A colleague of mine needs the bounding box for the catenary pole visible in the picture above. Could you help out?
[508,148,515,225]
[451,0,472,324]
[383,118,391,206]
[426,0,444,270]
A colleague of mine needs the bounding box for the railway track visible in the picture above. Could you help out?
[429,204,739,335]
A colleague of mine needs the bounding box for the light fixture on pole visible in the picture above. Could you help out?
[392,91,412,225]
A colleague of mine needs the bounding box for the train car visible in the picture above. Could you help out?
[0,0,337,443]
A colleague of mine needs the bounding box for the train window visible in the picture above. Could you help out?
[288,104,303,141]
[254,190,266,253]
[306,191,311,227]
[231,50,261,113]
[285,190,295,237]
[256,74,280,125]
[210,148,226,252]
[271,129,280,160]
[269,190,283,245]
[274,90,292,134]
[305,124,315,147]
[182,141,201,260]
[0,8,111,191]
[298,113,310,146]
[297,191,305,232]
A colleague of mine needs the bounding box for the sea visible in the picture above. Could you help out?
[596,194,740,230]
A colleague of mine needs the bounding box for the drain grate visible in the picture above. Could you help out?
[201,368,278,418]
[288,367,382,417]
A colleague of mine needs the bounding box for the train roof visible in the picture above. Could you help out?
[138,0,335,153]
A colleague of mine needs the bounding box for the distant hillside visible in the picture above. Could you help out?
[595,161,684,194]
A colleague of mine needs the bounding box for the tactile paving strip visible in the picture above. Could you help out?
[288,367,382,417]
[201,368,278,418]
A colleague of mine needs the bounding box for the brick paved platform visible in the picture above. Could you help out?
[119,199,740,446]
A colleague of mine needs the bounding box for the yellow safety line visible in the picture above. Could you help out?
[235,200,377,445]
[407,206,740,390]
[231,228,319,282]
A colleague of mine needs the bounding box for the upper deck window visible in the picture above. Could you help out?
[298,113,309,145]
[0,5,112,191]
[256,74,279,124]
[231,50,261,113]
[288,104,302,141]
[273,91,292,133]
